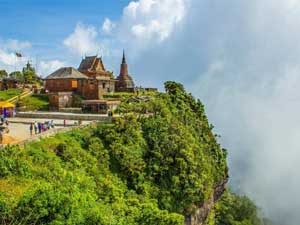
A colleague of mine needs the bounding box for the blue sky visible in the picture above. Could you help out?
[0,0,130,62]
[0,0,128,39]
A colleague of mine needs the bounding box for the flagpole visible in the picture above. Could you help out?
[14,52,16,72]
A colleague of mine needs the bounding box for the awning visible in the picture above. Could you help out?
[0,101,15,108]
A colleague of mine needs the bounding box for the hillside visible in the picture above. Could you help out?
[0,82,263,225]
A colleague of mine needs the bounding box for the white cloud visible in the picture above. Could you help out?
[5,39,32,51]
[0,49,16,66]
[102,18,116,35]
[0,38,64,77]
[38,60,66,77]
[63,23,100,56]
[0,38,32,73]
[119,0,187,46]
[64,0,187,58]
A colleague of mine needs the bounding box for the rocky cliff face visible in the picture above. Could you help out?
[184,177,229,225]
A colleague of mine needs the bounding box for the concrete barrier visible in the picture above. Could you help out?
[16,111,112,122]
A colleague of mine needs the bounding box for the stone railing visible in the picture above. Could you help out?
[16,112,112,121]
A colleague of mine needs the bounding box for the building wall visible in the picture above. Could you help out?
[77,79,115,100]
[77,80,99,99]
[45,79,77,92]
[4,80,18,90]
[98,80,115,97]
[49,92,73,111]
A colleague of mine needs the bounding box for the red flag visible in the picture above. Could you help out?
[15,52,22,58]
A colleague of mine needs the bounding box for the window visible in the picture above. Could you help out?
[102,83,106,89]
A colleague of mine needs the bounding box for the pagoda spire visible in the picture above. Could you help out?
[122,50,127,64]
[120,50,128,76]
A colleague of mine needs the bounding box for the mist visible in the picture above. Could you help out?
[125,1,300,224]
[61,0,300,223]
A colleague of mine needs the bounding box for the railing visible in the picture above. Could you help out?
[7,89,33,104]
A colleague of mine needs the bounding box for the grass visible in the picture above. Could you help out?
[0,89,23,101]
[18,94,49,111]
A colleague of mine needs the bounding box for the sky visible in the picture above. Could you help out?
[1,0,300,224]
[0,0,131,74]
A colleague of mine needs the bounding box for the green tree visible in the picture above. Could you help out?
[22,61,37,83]
[215,191,262,225]
[0,81,265,225]
[9,71,23,80]
[23,69,35,83]
[0,70,8,78]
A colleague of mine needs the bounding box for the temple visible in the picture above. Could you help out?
[44,51,137,112]
[78,56,112,78]
[77,55,116,99]
[115,51,135,92]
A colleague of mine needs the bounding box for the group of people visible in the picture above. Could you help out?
[29,120,55,135]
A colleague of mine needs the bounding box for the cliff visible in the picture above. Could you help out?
[0,82,262,225]
[185,178,228,225]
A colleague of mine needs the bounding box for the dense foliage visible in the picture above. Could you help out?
[0,82,263,224]
[215,191,263,225]
[0,70,8,78]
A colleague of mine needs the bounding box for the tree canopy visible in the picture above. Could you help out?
[0,81,264,225]
[0,69,8,78]
[9,71,23,80]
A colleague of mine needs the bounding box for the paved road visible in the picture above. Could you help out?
[3,119,92,144]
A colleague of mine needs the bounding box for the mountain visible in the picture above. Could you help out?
[0,81,264,224]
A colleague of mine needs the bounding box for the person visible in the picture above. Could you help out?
[34,122,38,134]
[30,123,33,136]
[0,130,2,144]
[63,119,66,127]
[45,121,49,130]
[50,120,54,128]
[38,122,42,133]
[5,119,8,127]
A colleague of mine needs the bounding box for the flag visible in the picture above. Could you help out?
[15,52,22,58]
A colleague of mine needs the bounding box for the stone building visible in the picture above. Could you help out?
[44,67,88,92]
[44,67,88,110]
[115,51,135,92]
[77,56,115,99]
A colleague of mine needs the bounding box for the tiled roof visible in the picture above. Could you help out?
[45,67,88,80]
[78,56,97,71]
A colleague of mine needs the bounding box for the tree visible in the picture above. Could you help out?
[22,61,37,83]
[215,191,262,225]
[9,71,23,80]
[23,70,35,83]
[0,70,8,79]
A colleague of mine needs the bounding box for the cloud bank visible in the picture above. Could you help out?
[75,0,298,224]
